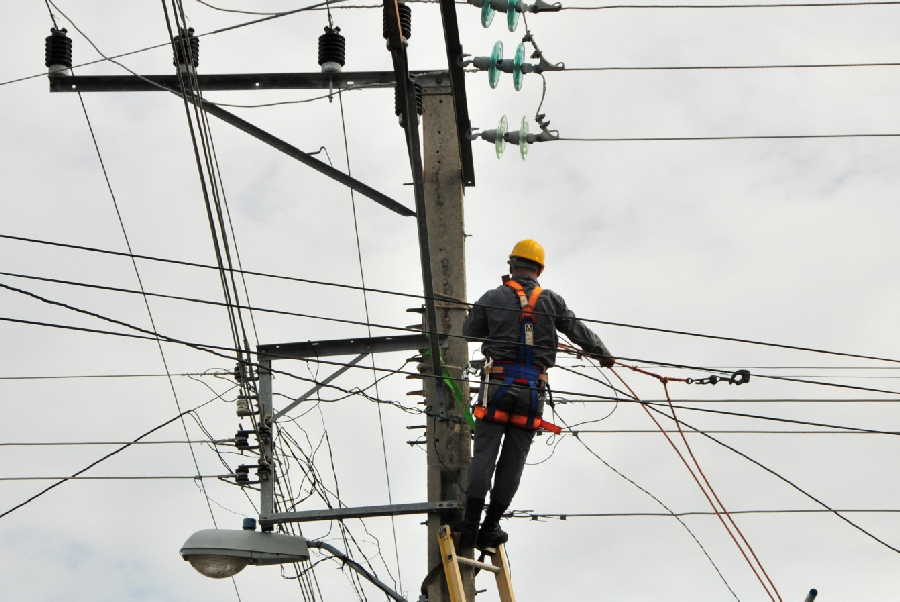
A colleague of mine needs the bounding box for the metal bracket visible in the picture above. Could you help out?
[260,501,462,526]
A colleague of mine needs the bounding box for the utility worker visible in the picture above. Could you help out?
[457,239,614,550]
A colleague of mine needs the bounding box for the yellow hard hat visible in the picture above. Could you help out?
[509,239,545,267]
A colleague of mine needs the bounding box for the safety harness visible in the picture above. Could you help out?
[474,278,562,435]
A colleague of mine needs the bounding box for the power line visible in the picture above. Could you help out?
[0,372,229,380]
[508,508,900,519]
[646,403,900,555]
[563,0,900,9]
[563,61,900,71]
[50,0,223,531]
[5,232,900,367]
[0,385,234,520]
[0,440,224,446]
[560,133,900,141]
[0,475,230,480]
[7,275,900,439]
[556,398,900,403]
[13,266,900,396]
[335,83,405,593]
[557,411,742,600]
[566,429,896,434]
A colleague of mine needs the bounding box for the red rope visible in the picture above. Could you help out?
[609,367,782,602]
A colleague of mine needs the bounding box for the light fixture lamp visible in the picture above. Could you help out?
[180,529,309,578]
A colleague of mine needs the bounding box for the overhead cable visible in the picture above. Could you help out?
[563,1,900,9]
[0,371,229,380]
[563,61,900,71]
[509,508,900,519]
[611,367,781,601]
[0,385,234,520]
[647,403,900,554]
[0,475,230,480]
[5,232,900,367]
[55,0,223,529]
[560,133,900,141]
[556,412,741,600]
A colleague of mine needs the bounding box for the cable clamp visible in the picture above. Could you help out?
[686,370,751,386]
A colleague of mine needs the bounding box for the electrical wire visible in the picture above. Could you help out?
[46,0,224,533]
[563,61,900,71]
[0,475,230,480]
[558,412,742,600]
[8,273,900,445]
[0,385,235,519]
[6,232,900,368]
[509,508,900,519]
[0,440,224,446]
[610,367,782,601]
[9,267,900,400]
[335,86,405,595]
[559,133,900,141]
[645,403,900,555]
[0,371,230,380]
[562,0,900,8]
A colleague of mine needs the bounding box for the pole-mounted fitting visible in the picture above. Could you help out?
[394,80,423,126]
[172,27,199,75]
[234,428,257,451]
[472,114,559,160]
[383,2,412,40]
[318,26,346,74]
[45,27,72,76]
[468,0,561,30]
[382,0,411,49]
[466,40,563,91]
[236,393,257,417]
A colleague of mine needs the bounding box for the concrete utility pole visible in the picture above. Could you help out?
[420,85,474,602]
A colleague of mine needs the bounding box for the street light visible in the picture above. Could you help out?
[180,519,309,579]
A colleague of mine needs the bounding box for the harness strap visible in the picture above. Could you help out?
[472,405,562,435]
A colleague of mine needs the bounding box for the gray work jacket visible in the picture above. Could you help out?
[462,275,612,369]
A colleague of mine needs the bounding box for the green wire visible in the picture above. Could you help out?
[420,348,477,428]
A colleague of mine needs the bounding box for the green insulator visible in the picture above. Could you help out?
[496,115,509,159]
[481,0,495,27]
[488,40,503,89]
[507,0,520,31]
[512,42,526,91]
[519,115,529,160]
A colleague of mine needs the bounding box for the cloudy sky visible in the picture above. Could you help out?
[2,1,899,601]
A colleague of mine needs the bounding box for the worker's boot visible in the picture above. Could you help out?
[454,497,484,550]
[476,503,509,550]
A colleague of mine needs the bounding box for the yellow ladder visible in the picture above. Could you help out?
[437,525,516,602]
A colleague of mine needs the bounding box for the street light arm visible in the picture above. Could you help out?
[306,540,408,602]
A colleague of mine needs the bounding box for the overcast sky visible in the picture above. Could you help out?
[2,1,899,601]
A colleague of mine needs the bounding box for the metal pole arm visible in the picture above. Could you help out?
[306,540,408,602]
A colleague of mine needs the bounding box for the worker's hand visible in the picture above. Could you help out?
[598,355,616,368]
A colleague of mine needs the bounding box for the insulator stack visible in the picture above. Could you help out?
[318,26,346,73]
[236,394,255,417]
[383,2,412,40]
[394,82,424,126]
[235,429,251,450]
[235,465,250,485]
[44,28,72,74]
[172,27,199,70]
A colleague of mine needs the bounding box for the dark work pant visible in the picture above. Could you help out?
[466,382,541,512]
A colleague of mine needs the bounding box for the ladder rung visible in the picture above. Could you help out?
[455,556,501,574]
